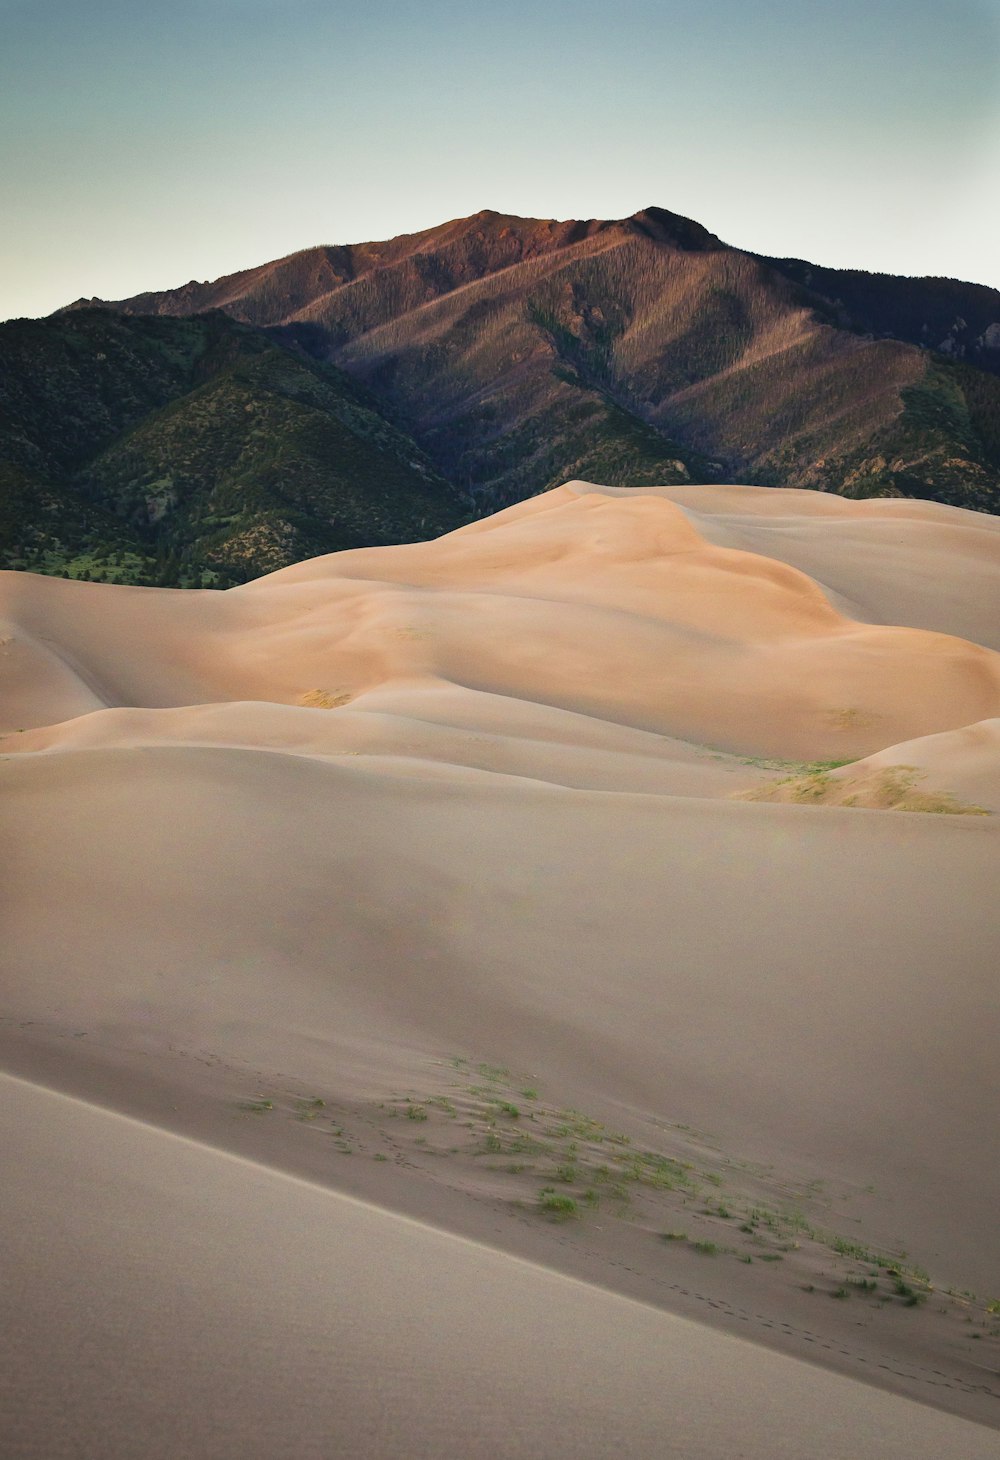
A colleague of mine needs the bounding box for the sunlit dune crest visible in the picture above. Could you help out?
[3,481,1000,765]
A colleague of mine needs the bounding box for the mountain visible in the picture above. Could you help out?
[760,255,1000,371]
[68,206,1000,516]
[0,309,468,583]
[6,205,999,586]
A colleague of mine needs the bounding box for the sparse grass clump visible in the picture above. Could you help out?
[828,1235,893,1267]
[736,754,854,773]
[892,1275,927,1307]
[739,763,988,815]
[299,688,352,709]
[538,1189,578,1220]
[393,1054,963,1332]
[477,1063,510,1082]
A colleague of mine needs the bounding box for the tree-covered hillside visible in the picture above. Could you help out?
[0,310,470,584]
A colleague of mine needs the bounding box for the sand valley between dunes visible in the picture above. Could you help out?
[2,481,1000,1456]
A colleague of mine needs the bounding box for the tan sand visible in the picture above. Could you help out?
[2,481,999,1449]
[655,482,1000,649]
[2,1072,997,1460]
[3,482,1000,760]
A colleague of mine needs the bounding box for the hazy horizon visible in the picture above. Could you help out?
[2,0,999,322]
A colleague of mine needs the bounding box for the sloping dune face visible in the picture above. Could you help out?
[3,482,1000,760]
[4,1074,999,1460]
[3,483,1000,1448]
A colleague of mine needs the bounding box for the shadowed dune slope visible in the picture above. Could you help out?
[3,740,998,1292]
[3,1073,998,1460]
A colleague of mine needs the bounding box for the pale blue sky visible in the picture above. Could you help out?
[2,0,998,320]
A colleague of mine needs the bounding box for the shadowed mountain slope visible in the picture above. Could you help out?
[72,206,1000,515]
[761,256,1000,372]
[0,310,468,583]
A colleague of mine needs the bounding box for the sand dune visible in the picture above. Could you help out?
[3,1073,997,1460]
[657,482,1000,648]
[852,717,1000,809]
[3,483,1000,759]
[738,718,1000,813]
[2,482,999,1450]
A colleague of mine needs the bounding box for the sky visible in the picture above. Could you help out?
[1,0,999,321]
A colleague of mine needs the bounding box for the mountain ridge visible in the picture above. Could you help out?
[62,207,727,324]
[4,204,998,586]
[63,204,1000,368]
[62,204,1000,514]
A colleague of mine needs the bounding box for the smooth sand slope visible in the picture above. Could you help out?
[2,482,999,1451]
[3,1073,998,1460]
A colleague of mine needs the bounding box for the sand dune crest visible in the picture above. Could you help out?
[3,483,999,763]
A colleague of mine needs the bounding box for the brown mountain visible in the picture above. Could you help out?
[62,206,1000,516]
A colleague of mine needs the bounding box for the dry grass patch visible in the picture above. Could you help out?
[299,688,353,709]
[737,764,988,815]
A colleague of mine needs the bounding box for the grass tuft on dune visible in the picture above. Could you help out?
[736,763,990,814]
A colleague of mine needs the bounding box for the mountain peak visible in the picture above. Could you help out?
[627,206,725,251]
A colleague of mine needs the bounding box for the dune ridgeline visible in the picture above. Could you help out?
[2,480,999,1457]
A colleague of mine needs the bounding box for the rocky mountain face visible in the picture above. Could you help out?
[4,205,998,585]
